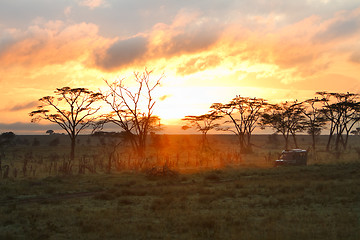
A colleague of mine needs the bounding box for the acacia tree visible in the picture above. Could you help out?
[182,111,222,149]
[317,91,360,151]
[301,98,327,151]
[100,69,162,158]
[261,101,305,149]
[30,87,102,173]
[46,129,55,135]
[211,96,267,153]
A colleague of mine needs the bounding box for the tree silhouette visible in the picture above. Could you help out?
[46,129,55,135]
[99,69,162,158]
[301,98,327,151]
[30,87,102,173]
[261,101,305,149]
[182,111,222,149]
[317,91,360,151]
[212,96,267,153]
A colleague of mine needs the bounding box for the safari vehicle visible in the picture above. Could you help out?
[275,149,307,166]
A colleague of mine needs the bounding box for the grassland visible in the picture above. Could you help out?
[0,134,359,239]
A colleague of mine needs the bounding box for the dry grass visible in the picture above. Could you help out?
[0,134,360,239]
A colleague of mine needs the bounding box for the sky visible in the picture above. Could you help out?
[1,0,360,134]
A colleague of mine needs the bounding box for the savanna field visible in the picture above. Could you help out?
[0,134,360,240]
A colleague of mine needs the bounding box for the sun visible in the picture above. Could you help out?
[154,85,221,125]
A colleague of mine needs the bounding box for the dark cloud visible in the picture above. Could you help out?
[163,26,221,57]
[8,101,38,112]
[176,55,222,75]
[94,20,222,71]
[0,0,69,29]
[95,36,148,71]
[313,18,360,43]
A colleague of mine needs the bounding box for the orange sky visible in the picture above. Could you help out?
[1,1,360,134]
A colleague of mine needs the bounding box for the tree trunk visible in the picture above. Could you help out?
[282,133,289,150]
[292,134,298,148]
[326,131,333,151]
[201,133,209,150]
[245,133,253,153]
[344,129,353,150]
[335,132,342,151]
[311,133,316,151]
[238,134,245,153]
[70,137,76,162]
[67,136,75,174]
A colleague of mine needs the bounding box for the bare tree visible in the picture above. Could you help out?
[30,87,102,173]
[100,69,162,158]
[182,111,222,149]
[261,101,305,149]
[211,96,267,153]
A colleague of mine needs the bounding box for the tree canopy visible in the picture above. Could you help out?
[30,87,102,173]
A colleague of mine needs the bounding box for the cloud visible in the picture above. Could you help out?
[93,9,222,71]
[64,6,72,17]
[176,55,222,75]
[95,36,148,71]
[0,21,113,68]
[349,52,360,64]
[149,10,222,57]
[314,18,360,43]
[211,15,338,82]
[0,28,19,55]
[312,8,360,44]
[161,26,220,57]
[8,101,38,112]
[89,6,360,82]
[78,0,107,9]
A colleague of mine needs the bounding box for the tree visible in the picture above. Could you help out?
[0,132,16,146]
[46,129,55,135]
[182,111,222,149]
[261,101,305,149]
[211,96,267,153]
[99,69,162,158]
[301,98,327,151]
[317,92,360,151]
[30,87,102,173]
